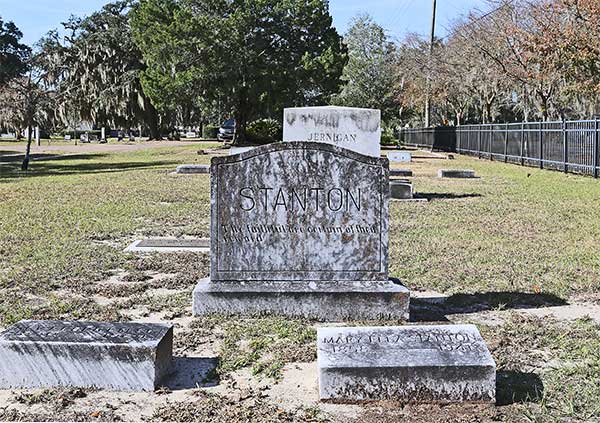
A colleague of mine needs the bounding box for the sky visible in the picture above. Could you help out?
[0,0,489,46]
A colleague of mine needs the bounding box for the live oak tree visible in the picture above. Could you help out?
[132,0,347,144]
[41,1,161,140]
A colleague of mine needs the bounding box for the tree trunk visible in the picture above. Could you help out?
[144,97,161,140]
[21,123,32,171]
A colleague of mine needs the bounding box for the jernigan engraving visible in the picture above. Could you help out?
[210,142,389,282]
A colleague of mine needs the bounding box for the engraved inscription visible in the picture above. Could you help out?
[322,329,482,353]
[1,321,169,344]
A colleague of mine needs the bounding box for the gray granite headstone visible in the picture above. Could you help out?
[193,141,409,321]
[0,320,173,391]
[318,324,495,402]
[438,169,476,178]
[176,164,210,174]
[389,180,413,200]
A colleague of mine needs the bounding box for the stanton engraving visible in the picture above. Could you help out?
[238,187,361,212]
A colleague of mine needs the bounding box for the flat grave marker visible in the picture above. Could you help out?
[0,320,173,391]
[125,238,210,253]
[318,324,496,402]
[388,151,412,163]
[438,169,477,178]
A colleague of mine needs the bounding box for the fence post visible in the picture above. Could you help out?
[539,122,543,169]
[563,119,568,173]
[520,122,525,166]
[594,119,599,179]
[504,123,509,163]
[489,124,493,161]
[477,125,482,159]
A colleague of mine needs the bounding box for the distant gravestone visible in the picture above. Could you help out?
[438,169,476,178]
[176,164,210,174]
[0,320,173,391]
[389,180,413,200]
[283,106,381,157]
[387,151,412,163]
[389,169,413,177]
[229,146,255,156]
[193,142,409,321]
[317,324,495,402]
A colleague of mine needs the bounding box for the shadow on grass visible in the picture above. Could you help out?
[496,370,544,405]
[0,153,109,163]
[0,158,178,180]
[163,357,219,390]
[411,291,567,322]
[418,192,482,200]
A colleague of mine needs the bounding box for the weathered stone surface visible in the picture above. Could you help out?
[193,278,409,321]
[387,152,412,163]
[210,142,388,282]
[125,238,210,253]
[0,320,173,391]
[176,164,210,174]
[389,168,413,177]
[438,169,476,178]
[283,106,381,157]
[389,180,413,200]
[193,141,410,321]
[318,324,495,402]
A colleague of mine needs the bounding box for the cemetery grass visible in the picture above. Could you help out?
[1,146,600,421]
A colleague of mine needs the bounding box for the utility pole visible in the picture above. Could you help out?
[424,0,437,127]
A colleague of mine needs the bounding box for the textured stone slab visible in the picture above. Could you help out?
[317,324,495,402]
[390,168,413,177]
[283,106,381,157]
[0,320,173,391]
[438,169,476,178]
[125,238,209,253]
[210,142,389,282]
[387,152,412,163]
[193,278,409,321]
[389,180,413,200]
[176,164,210,174]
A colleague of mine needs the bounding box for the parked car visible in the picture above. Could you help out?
[218,119,235,141]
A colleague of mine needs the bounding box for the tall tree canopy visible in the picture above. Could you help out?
[42,1,161,138]
[332,14,400,124]
[132,0,347,143]
[0,17,30,85]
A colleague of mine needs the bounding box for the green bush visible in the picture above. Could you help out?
[202,125,219,139]
[381,131,398,146]
[246,119,282,144]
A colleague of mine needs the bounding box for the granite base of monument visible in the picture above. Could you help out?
[193,278,409,321]
[317,324,495,403]
[0,320,173,392]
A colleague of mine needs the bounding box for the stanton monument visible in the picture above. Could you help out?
[192,141,409,321]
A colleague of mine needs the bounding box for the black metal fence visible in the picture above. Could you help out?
[400,120,600,178]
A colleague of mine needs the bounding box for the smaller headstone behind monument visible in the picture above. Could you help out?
[0,320,173,391]
[283,106,381,157]
[318,324,495,402]
[229,146,255,156]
